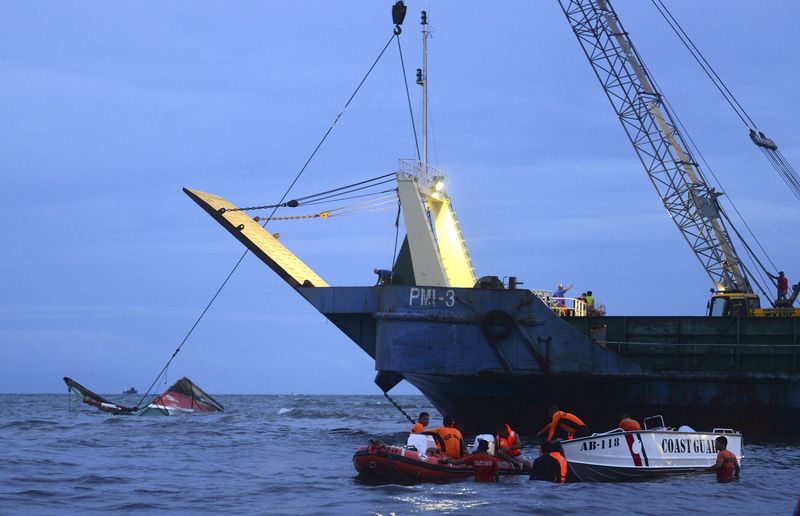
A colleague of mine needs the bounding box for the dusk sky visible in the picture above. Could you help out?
[2,1,798,395]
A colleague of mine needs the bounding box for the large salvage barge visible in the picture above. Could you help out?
[185,158,798,437]
[185,1,799,437]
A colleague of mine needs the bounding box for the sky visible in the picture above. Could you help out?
[2,1,798,394]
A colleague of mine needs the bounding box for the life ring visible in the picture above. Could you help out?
[481,310,514,341]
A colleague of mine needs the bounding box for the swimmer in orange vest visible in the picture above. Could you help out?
[495,423,524,469]
[711,435,740,482]
[537,405,589,442]
[411,411,430,433]
[618,414,642,432]
[530,440,567,483]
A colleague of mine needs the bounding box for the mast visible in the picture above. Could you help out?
[419,11,429,169]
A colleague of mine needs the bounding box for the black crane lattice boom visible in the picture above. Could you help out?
[558,0,752,293]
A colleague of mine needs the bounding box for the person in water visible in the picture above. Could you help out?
[495,423,523,466]
[537,405,589,442]
[530,440,567,483]
[711,435,740,482]
[618,414,642,431]
[411,412,430,433]
[431,415,466,459]
[461,439,501,482]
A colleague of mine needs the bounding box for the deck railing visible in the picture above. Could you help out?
[533,289,593,317]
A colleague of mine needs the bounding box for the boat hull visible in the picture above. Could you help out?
[352,442,523,483]
[560,430,743,482]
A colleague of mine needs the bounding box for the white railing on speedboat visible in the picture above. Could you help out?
[533,290,588,317]
[398,158,444,185]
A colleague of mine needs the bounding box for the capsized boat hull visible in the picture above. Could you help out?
[560,430,743,482]
[64,376,224,416]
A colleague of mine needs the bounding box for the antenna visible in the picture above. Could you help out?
[420,10,429,170]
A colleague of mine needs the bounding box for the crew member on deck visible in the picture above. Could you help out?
[618,414,642,431]
[537,405,589,442]
[712,435,740,482]
[530,441,568,483]
[411,412,430,433]
[495,424,523,465]
[461,440,501,482]
[768,271,789,302]
[431,415,466,459]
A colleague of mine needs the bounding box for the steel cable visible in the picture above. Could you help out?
[135,31,399,410]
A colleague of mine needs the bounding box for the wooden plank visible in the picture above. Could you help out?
[183,188,328,288]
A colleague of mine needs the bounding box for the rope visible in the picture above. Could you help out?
[299,187,396,207]
[650,0,753,129]
[253,212,329,222]
[651,0,800,203]
[383,391,415,424]
[396,36,420,161]
[648,73,778,293]
[134,29,399,410]
[222,173,396,212]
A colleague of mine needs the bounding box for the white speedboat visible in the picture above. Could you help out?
[560,416,743,482]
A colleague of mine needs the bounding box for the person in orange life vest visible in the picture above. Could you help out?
[537,405,589,442]
[618,414,642,431]
[461,439,502,482]
[411,412,430,433]
[530,440,567,483]
[711,435,740,482]
[431,415,466,459]
[495,423,523,467]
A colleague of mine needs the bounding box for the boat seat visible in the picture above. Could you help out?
[407,433,436,453]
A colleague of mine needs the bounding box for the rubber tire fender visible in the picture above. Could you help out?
[481,309,514,341]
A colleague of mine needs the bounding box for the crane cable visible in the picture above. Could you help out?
[650,0,800,202]
[650,76,778,289]
[221,174,396,212]
[134,28,401,411]
[644,65,777,297]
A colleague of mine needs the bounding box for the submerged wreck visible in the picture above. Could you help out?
[64,376,224,416]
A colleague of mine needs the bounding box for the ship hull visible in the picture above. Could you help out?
[404,371,799,438]
[299,285,800,438]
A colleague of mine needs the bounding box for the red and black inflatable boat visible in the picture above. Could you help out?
[353,437,529,483]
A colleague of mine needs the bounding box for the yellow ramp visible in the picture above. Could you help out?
[184,188,328,288]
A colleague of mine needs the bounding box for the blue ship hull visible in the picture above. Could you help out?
[300,285,800,437]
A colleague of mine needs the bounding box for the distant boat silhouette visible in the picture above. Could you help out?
[123,387,137,395]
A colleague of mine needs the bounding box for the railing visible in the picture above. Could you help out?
[533,290,590,317]
[398,158,444,186]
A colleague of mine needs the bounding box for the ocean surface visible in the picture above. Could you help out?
[1,394,798,515]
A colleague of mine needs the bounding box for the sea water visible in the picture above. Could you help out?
[0,394,797,514]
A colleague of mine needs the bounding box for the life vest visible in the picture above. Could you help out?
[550,452,568,483]
[716,450,738,482]
[411,422,425,433]
[541,411,587,441]
[497,424,521,456]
